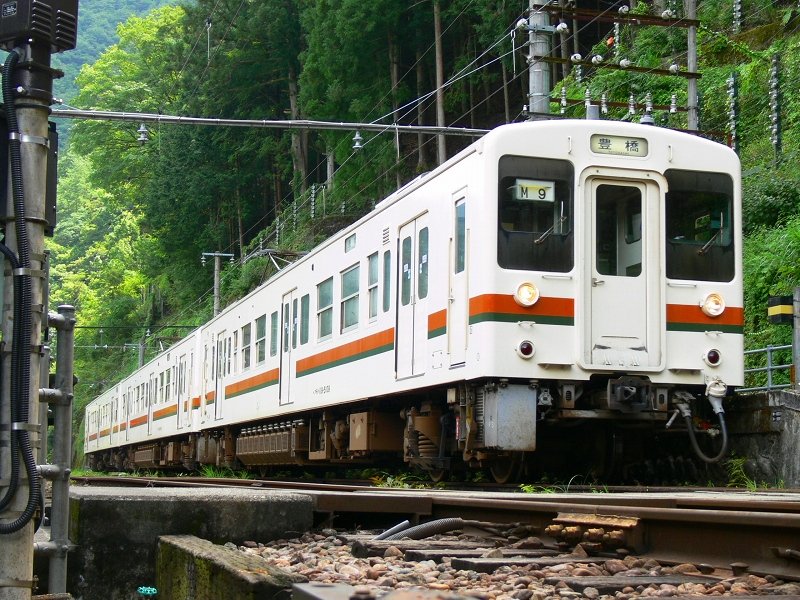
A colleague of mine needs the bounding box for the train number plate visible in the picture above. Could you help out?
[513,179,555,202]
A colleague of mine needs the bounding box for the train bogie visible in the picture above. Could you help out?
[85,119,743,482]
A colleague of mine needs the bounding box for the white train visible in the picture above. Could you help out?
[84,119,743,483]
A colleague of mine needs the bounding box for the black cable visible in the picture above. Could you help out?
[0,242,20,512]
[0,48,41,535]
[685,413,729,464]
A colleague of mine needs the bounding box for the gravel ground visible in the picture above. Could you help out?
[230,531,800,599]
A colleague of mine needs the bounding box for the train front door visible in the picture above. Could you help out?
[585,176,662,369]
[396,213,429,379]
[280,290,296,405]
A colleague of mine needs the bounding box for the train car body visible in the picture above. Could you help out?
[85,120,743,482]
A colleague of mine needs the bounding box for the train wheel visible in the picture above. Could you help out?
[490,452,522,484]
[428,468,449,483]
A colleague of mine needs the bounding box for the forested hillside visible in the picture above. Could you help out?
[48,0,800,446]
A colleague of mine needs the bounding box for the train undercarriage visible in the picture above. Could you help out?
[87,376,729,485]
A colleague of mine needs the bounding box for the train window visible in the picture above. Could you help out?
[292,298,298,349]
[383,250,391,312]
[242,324,251,370]
[595,185,642,277]
[256,315,267,364]
[227,337,232,374]
[268,312,277,357]
[318,278,333,340]
[418,228,429,298]
[665,170,734,282]
[368,253,379,320]
[300,294,310,344]
[455,204,465,274]
[401,237,412,305]
[497,156,574,272]
[232,331,238,374]
[283,303,290,352]
[341,264,360,332]
[159,372,164,404]
[166,369,171,402]
[345,233,356,253]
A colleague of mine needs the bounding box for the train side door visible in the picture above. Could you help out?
[448,194,468,366]
[215,331,226,420]
[396,213,429,379]
[280,291,296,405]
[586,177,662,369]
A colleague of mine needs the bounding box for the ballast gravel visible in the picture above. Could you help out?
[228,531,800,599]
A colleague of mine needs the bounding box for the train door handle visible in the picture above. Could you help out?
[449,295,455,303]
[592,278,605,286]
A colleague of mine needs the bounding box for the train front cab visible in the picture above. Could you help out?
[436,122,743,481]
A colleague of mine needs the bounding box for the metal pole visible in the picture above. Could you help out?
[766,345,773,390]
[138,338,145,369]
[0,41,52,600]
[529,0,550,118]
[793,287,800,388]
[39,306,75,593]
[686,0,698,130]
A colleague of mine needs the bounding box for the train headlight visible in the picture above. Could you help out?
[516,340,535,359]
[700,293,725,317]
[703,349,722,367]
[514,282,540,307]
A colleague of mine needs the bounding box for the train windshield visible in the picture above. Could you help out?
[665,170,734,282]
[497,156,574,272]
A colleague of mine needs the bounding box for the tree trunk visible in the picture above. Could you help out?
[389,32,402,189]
[288,64,308,195]
[416,51,428,171]
[434,0,446,165]
[501,61,510,123]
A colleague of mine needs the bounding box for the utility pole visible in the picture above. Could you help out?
[433,0,447,165]
[686,0,698,130]
[202,252,234,317]
[528,0,550,118]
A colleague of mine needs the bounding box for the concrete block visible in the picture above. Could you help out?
[156,534,306,600]
[68,487,313,600]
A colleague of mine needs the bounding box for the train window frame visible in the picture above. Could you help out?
[318,277,334,341]
[418,227,429,298]
[292,298,298,349]
[270,311,279,357]
[497,155,574,272]
[368,252,379,321]
[383,250,391,313]
[166,369,171,403]
[665,169,735,283]
[256,314,267,365]
[300,294,310,344]
[401,236,412,306]
[341,263,360,333]
[241,324,251,371]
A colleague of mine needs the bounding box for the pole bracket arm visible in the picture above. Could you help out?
[39,387,72,405]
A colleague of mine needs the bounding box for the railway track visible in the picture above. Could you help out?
[70,476,800,581]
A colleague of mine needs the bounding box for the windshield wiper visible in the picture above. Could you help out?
[697,212,725,255]
[534,215,568,245]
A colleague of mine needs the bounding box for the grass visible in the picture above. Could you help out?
[198,464,255,479]
[724,452,785,490]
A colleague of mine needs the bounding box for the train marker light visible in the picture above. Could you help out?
[700,293,725,317]
[517,340,535,359]
[703,349,721,367]
[514,282,539,307]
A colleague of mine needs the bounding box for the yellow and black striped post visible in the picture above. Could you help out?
[768,296,793,324]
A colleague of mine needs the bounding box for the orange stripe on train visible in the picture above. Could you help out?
[469,294,574,317]
[666,304,743,326]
